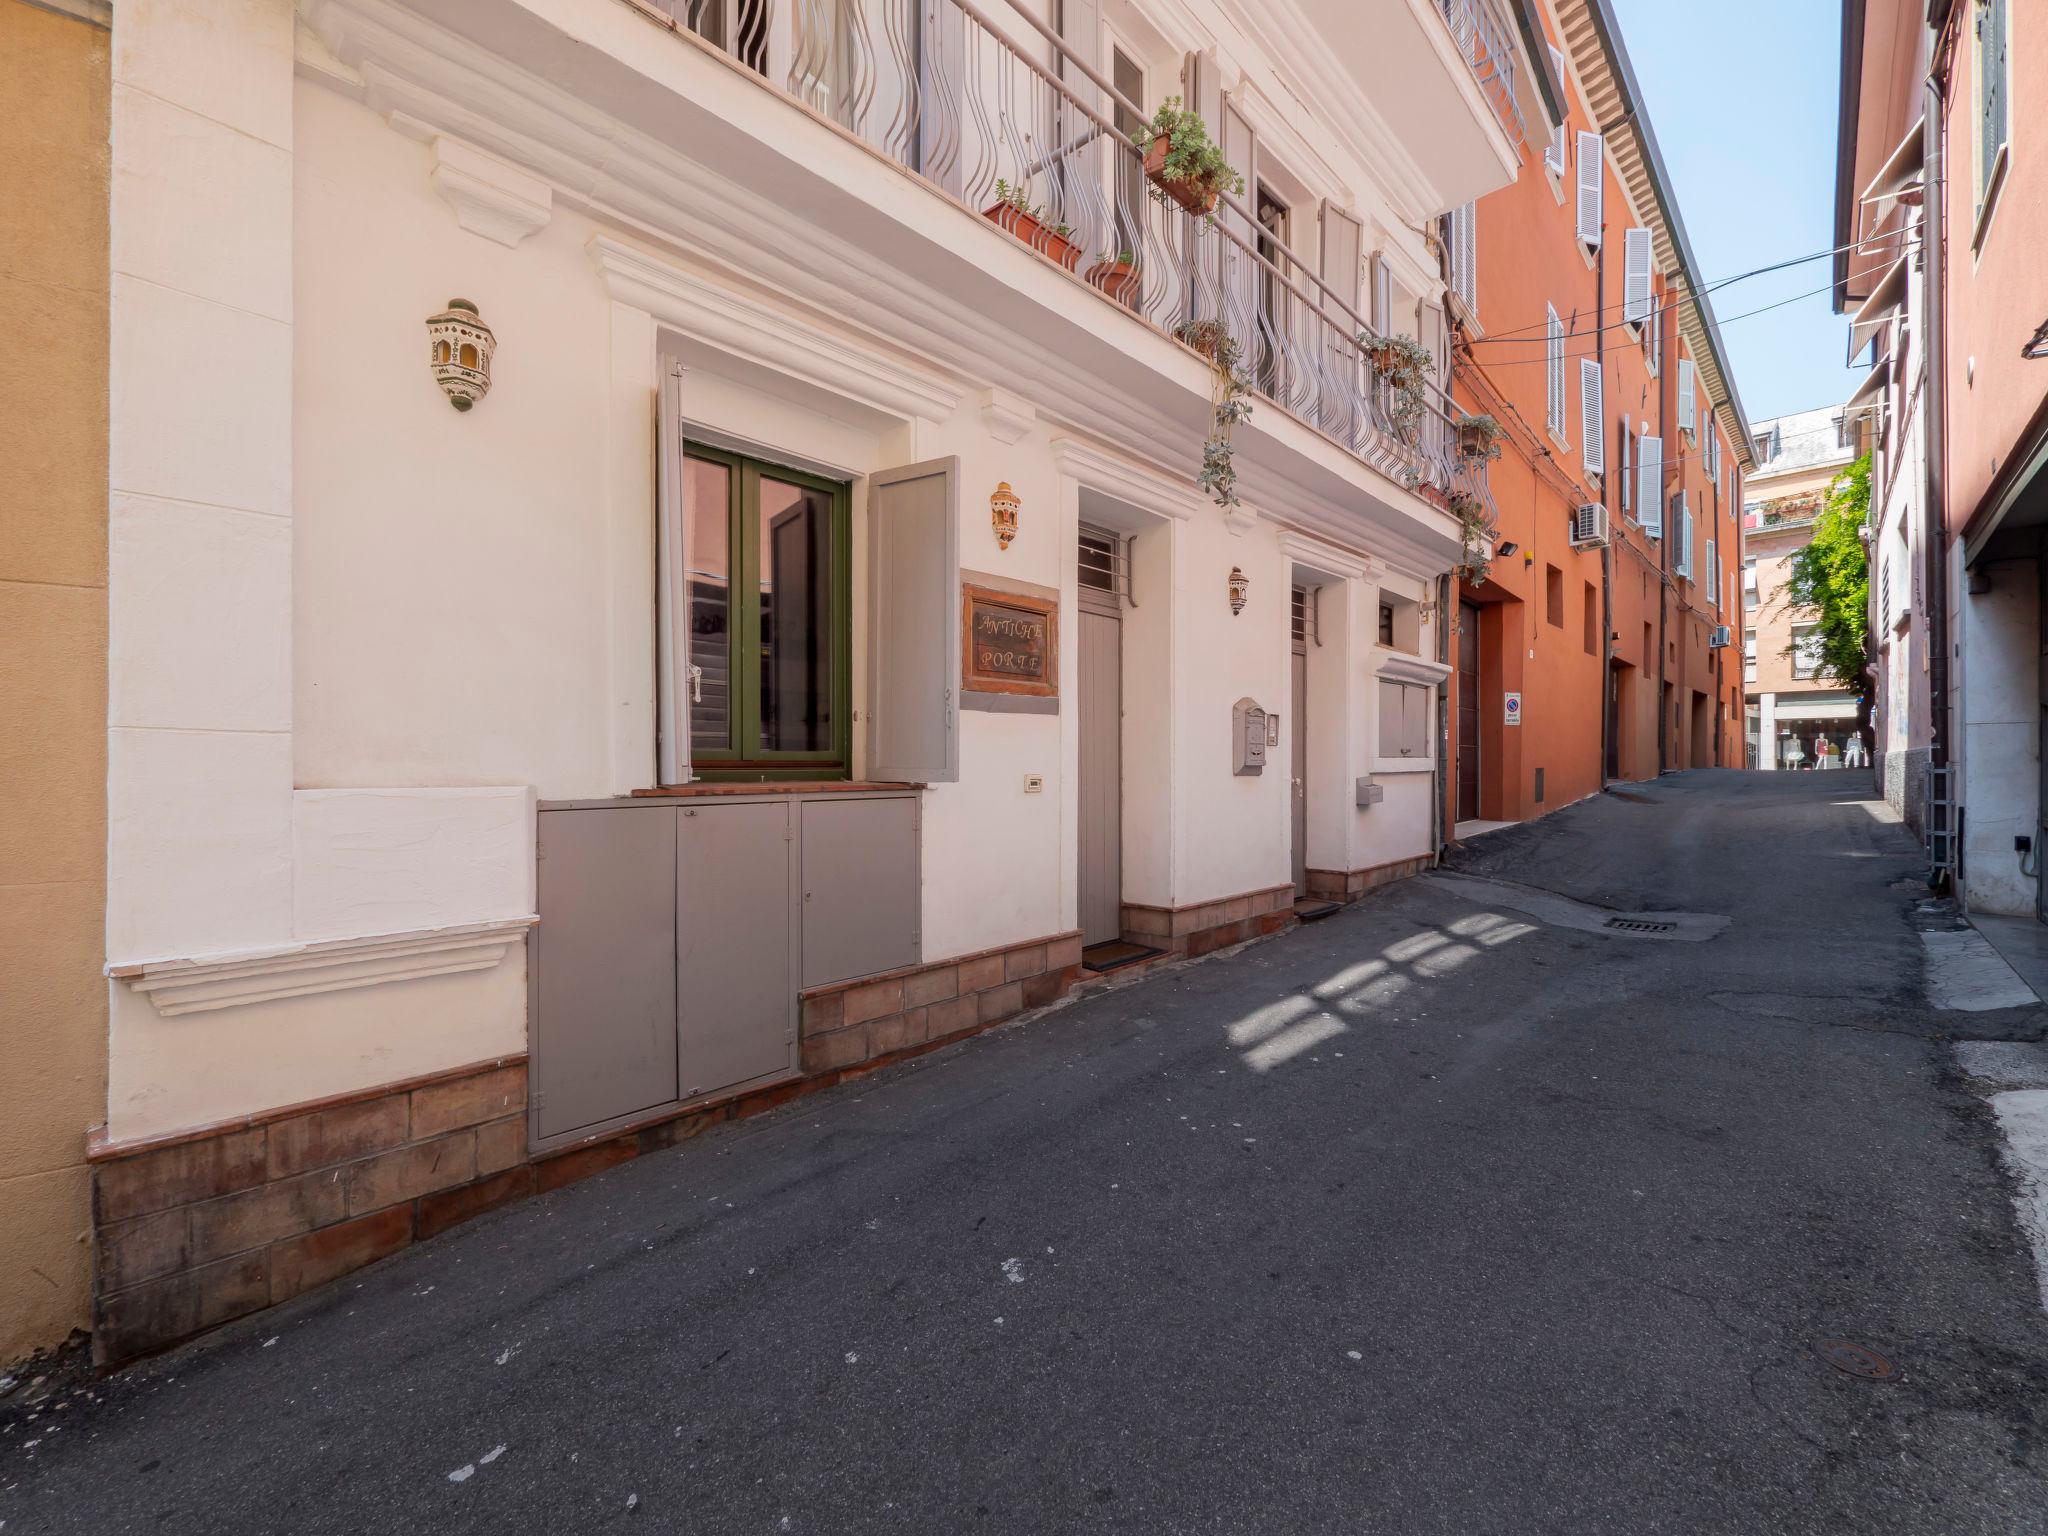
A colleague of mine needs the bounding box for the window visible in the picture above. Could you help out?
[1677,358,1697,439]
[1545,305,1567,439]
[1638,435,1663,536]
[1706,538,1718,611]
[1545,45,1568,178]
[1378,680,1433,760]
[1580,358,1604,475]
[1110,46,1147,270]
[1753,431,1772,464]
[1575,130,1604,248]
[680,445,850,777]
[1379,600,1396,647]
[1644,292,1660,375]
[1546,564,1564,627]
[1792,623,1822,681]
[1619,419,1634,516]
[1977,0,2010,218]
[1743,557,1758,606]
[1623,229,1654,329]
[1448,202,1478,313]
[1835,411,1857,451]
[1583,582,1599,655]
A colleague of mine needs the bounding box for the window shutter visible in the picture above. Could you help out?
[1678,359,1696,435]
[656,361,693,786]
[1546,304,1565,437]
[1580,359,1604,474]
[1370,253,1392,334]
[1219,94,1259,340]
[1055,0,1102,212]
[1623,229,1653,326]
[1638,435,1662,535]
[1185,49,1222,139]
[1319,202,1365,438]
[1980,0,2008,202]
[1546,46,1568,173]
[1707,538,1718,609]
[1645,297,1659,374]
[1576,131,1603,246]
[868,457,960,783]
[1620,421,1633,514]
[1448,202,1477,313]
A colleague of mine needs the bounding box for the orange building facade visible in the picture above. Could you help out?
[1444,0,1751,831]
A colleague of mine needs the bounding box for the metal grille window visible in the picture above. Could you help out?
[1078,525,1133,605]
[1292,584,1320,646]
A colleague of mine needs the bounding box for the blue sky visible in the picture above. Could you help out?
[1609,0,1866,428]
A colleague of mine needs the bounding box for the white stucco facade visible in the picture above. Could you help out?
[101,0,1532,1143]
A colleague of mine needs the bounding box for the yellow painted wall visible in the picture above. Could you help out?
[0,0,109,1366]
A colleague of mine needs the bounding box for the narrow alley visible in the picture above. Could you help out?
[4,772,2045,1533]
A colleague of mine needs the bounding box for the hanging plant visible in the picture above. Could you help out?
[1456,412,1507,461]
[1359,332,1437,447]
[1133,97,1244,216]
[1448,490,1494,585]
[1191,328,1252,511]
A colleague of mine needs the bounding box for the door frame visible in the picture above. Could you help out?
[1077,525,1125,946]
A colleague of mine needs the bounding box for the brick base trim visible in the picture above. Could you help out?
[90,929,1096,1366]
[798,930,1083,1072]
[1121,883,1296,958]
[1304,853,1434,904]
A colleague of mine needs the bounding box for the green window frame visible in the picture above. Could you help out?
[683,444,852,782]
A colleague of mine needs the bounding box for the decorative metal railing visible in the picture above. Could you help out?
[651,0,1495,522]
[1437,0,1527,151]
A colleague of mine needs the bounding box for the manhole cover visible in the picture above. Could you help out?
[1815,1339,1897,1380]
[1604,917,1677,935]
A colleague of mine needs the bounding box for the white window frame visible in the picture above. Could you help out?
[1545,303,1567,442]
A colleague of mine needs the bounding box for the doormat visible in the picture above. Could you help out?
[1081,940,1167,974]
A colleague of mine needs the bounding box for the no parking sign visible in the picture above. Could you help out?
[1505,692,1522,727]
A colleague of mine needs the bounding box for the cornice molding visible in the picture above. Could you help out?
[591,235,961,424]
[111,917,535,1019]
[1376,651,1454,685]
[1050,436,1201,522]
[417,125,555,247]
[1275,527,1381,581]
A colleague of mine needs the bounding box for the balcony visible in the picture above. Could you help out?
[1293,0,1539,210]
[649,0,1494,521]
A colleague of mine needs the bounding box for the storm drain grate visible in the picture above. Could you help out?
[1604,917,1678,935]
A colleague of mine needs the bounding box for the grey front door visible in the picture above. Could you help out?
[1291,648,1308,895]
[676,801,797,1101]
[1078,603,1123,947]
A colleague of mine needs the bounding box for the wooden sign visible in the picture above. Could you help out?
[962,583,1058,699]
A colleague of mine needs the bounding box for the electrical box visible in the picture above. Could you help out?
[1355,776,1384,808]
[1233,697,1268,776]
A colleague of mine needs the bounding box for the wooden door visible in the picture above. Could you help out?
[1291,649,1308,895]
[1078,605,1123,946]
[1456,602,1482,822]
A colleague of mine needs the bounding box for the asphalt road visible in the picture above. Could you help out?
[6,769,2048,1533]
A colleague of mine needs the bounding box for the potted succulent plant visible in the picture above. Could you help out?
[1133,97,1242,216]
[1359,332,1436,446]
[1174,318,1239,370]
[1085,249,1141,309]
[1448,490,1494,585]
[1456,413,1507,461]
[984,179,1080,271]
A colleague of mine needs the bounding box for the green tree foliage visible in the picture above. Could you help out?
[1780,453,1872,688]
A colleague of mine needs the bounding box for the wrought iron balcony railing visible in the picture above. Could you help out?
[648,0,1496,526]
[1436,0,1527,151]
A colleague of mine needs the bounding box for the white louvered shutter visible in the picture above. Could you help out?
[1620,422,1634,515]
[1638,435,1662,535]
[1371,253,1392,334]
[1678,359,1697,435]
[1546,304,1565,437]
[1546,46,1568,174]
[1707,538,1719,609]
[1580,359,1604,475]
[1449,202,1477,312]
[1576,131,1603,247]
[1623,229,1653,327]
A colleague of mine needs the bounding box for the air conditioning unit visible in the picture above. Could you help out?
[1709,624,1732,649]
[1570,502,1609,547]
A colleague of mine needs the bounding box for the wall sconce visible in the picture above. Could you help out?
[989,481,1020,550]
[427,298,495,411]
[1228,566,1249,616]
[1418,598,1437,625]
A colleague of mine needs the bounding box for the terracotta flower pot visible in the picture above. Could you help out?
[1142,135,1221,216]
[983,202,1081,271]
[1085,258,1140,309]
[1176,321,1230,365]
[1456,420,1494,458]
